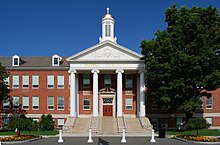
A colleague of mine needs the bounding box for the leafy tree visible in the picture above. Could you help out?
[0,62,10,102]
[141,5,220,120]
[185,118,210,136]
[39,114,54,131]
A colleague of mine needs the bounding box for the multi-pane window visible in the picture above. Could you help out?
[12,96,19,109]
[104,75,111,88]
[32,75,39,88]
[12,75,19,88]
[48,96,54,110]
[125,78,132,89]
[14,58,19,66]
[22,75,29,88]
[58,75,64,88]
[32,96,39,110]
[83,98,90,110]
[58,96,64,110]
[105,24,111,37]
[83,74,90,88]
[3,99,10,109]
[58,118,64,128]
[22,96,29,109]
[125,98,133,110]
[206,95,212,108]
[54,57,59,65]
[47,75,54,88]
[206,117,212,126]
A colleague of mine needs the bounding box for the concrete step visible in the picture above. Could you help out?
[64,118,89,134]
[63,117,76,131]
[98,117,118,134]
[126,118,150,134]
[117,117,125,133]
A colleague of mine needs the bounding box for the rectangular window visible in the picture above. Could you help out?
[32,75,39,88]
[13,96,19,109]
[54,58,59,65]
[58,75,64,88]
[206,117,212,126]
[4,77,10,86]
[22,75,29,88]
[105,24,111,37]
[14,58,19,66]
[176,117,183,129]
[22,96,29,109]
[48,96,54,110]
[47,75,54,88]
[58,118,64,128]
[125,78,132,89]
[125,98,133,110]
[12,75,19,88]
[58,96,64,110]
[206,95,212,108]
[3,99,10,109]
[32,96,39,110]
[83,98,90,110]
[104,74,111,88]
[83,74,90,88]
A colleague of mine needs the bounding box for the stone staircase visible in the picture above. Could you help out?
[97,117,118,134]
[63,118,89,134]
[63,117,76,132]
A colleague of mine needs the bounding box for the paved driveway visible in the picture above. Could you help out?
[10,137,216,145]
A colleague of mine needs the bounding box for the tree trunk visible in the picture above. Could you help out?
[196,129,199,136]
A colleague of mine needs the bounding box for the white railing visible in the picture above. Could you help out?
[122,113,127,130]
[89,113,99,132]
[117,113,127,132]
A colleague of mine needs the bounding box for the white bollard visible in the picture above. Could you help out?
[121,129,127,143]
[0,140,1,145]
[87,129,93,143]
[150,129,156,142]
[58,130,64,143]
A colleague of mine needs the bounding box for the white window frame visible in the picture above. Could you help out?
[125,98,133,110]
[22,75,29,88]
[22,96,29,110]
[32,75,39,88]
[58,96,64,110]
[48,96,54,110]
[12,55,19,66]
[52,54,61,66]
[12,75,19,88]
[58,118,64,128]
[83,98,90,110]
[47,75,54,88]
[3,99,10,109]
[12,96,19,109]
[206,95,212,109]
[32,96,39,110]
[57,75,64,88]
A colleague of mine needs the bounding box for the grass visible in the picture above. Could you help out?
[162,129,220,136]
[0,130,58,136]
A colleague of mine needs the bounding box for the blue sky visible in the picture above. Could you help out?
[0,0,219,56]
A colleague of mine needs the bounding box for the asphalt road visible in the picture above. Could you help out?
[9,137,220,145]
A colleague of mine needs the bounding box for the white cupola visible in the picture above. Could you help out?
[99,8,117,43]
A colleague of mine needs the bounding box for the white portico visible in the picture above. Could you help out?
[66,8,146,118]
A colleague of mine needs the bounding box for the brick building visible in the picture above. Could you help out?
[0,8,220,130]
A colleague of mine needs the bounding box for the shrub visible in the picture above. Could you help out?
[176,134,218,142]
[39,114,54,131]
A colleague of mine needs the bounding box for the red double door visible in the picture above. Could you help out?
[103,105,113,116]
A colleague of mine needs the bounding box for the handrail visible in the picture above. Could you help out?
[89,113,99,131]
[117,113,127,132]
[122,113,127,130]
[138,112,153,130]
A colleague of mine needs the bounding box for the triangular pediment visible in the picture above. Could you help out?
[66,41,143,61]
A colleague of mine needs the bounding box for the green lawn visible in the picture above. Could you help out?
[0,130,58,136]
[162,129,220,136]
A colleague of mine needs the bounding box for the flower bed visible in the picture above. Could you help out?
[0,135,40,142]
[176,134,218,142]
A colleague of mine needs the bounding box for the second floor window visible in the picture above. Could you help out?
[32,75,39,88]
[48,96,54,110]
[58,96,64,110]
[22,75,29,88]
[47,75,54,88]
[83,74,90,89]
[32,96,39,110]
[58,75,64,88]
[3,99,10,109]
[125,78,132,89]
[12,75,19,88]
[22,96,29,109]
[104,75,111,88]
[206,95,212,109]
[13,96,19,109]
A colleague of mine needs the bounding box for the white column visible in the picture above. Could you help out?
[139,70,146,117]
[136,75,140,115]
[91,69,100,117]
[116,69,124,117]
[68,69,77,117]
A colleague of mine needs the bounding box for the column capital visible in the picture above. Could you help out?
[91,69,100,74]
[68,68,77,74]
[115,69,124,74]
[138,68,145,74]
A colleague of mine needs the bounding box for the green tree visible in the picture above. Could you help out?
[0,62,10,102]
[141,5,220,120]
[39,114,54,131]
[185,118,210,136]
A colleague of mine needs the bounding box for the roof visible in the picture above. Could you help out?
[0,56,69,68]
